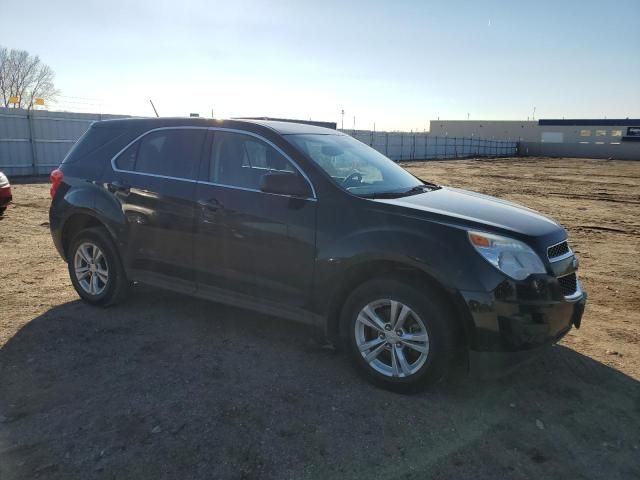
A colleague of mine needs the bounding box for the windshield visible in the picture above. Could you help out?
[286,134,431,197]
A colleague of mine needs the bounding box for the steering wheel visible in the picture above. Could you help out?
[342,171,363,187]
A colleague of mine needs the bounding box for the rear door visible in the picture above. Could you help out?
[110,127,207,292]
[194,130,317,309]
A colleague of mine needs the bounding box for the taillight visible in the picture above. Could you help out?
[50,168,64,198]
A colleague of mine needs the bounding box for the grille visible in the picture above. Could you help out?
[558,273,577,297]
[548,241,570,260]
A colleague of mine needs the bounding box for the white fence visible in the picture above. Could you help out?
[0,108,129,176]
[0,108,518,176]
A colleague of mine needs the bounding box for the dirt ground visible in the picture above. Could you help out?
[0,157,639,480]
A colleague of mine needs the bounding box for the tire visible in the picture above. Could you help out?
[67,227,131,306]
[341,277,457,392]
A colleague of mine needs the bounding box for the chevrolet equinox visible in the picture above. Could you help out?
[49,118,586,391]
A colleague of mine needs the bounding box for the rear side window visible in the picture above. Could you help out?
[115,129,206,180]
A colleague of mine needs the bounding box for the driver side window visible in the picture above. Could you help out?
[209,131,296,190]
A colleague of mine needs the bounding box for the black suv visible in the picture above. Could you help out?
[49,118,586,390]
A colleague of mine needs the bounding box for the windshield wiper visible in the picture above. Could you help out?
[359,191,405,199]
[403,185,432,195]
[360,184,437,199]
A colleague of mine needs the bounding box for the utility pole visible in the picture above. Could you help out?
[353,116,355,131]
[341,109,344,130]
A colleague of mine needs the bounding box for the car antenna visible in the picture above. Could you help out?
[149,99,160,117]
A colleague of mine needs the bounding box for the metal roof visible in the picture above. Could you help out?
[234,117,337,130]
[93,117,339,135]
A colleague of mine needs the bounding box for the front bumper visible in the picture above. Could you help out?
[461,281,587,353]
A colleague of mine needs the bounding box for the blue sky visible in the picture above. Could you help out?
[4,0,639,130]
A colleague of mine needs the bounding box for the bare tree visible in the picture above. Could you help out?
[0,46,58,109]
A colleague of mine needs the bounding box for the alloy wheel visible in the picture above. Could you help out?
[354,299,430,378]
[73,242,109,296]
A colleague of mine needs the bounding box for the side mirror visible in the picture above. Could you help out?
[260,172,312,198]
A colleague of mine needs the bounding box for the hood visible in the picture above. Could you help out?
[374,186,563,239]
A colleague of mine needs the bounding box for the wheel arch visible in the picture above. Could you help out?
[324,259,475,350]
[60,211,116,260]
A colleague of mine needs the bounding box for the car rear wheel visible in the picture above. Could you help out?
[68,227,130,306]
[342,277,457,392]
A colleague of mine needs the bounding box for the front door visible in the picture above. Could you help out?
[194,130,317,309]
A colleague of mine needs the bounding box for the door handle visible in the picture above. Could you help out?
[198,198,221,225]
[197,198,220,211]
[107,180,130,194]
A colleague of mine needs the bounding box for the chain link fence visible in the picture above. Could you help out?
[345,130,518,162]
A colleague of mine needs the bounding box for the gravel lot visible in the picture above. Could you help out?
[1,157,639,479]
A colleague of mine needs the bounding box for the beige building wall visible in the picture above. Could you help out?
[427,119,640,160]
[428,120,632,144]
[428,120,539,141]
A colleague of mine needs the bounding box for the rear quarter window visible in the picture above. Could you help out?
[114,142,138,171]
[63,125,127,164]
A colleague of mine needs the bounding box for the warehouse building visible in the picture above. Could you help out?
[429,119,640,160]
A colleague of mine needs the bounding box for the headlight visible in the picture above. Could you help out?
[468,231,546,280]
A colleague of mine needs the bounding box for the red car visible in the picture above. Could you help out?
[0,171,12,215]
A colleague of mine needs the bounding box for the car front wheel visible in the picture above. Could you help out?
[342,278,457,392]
